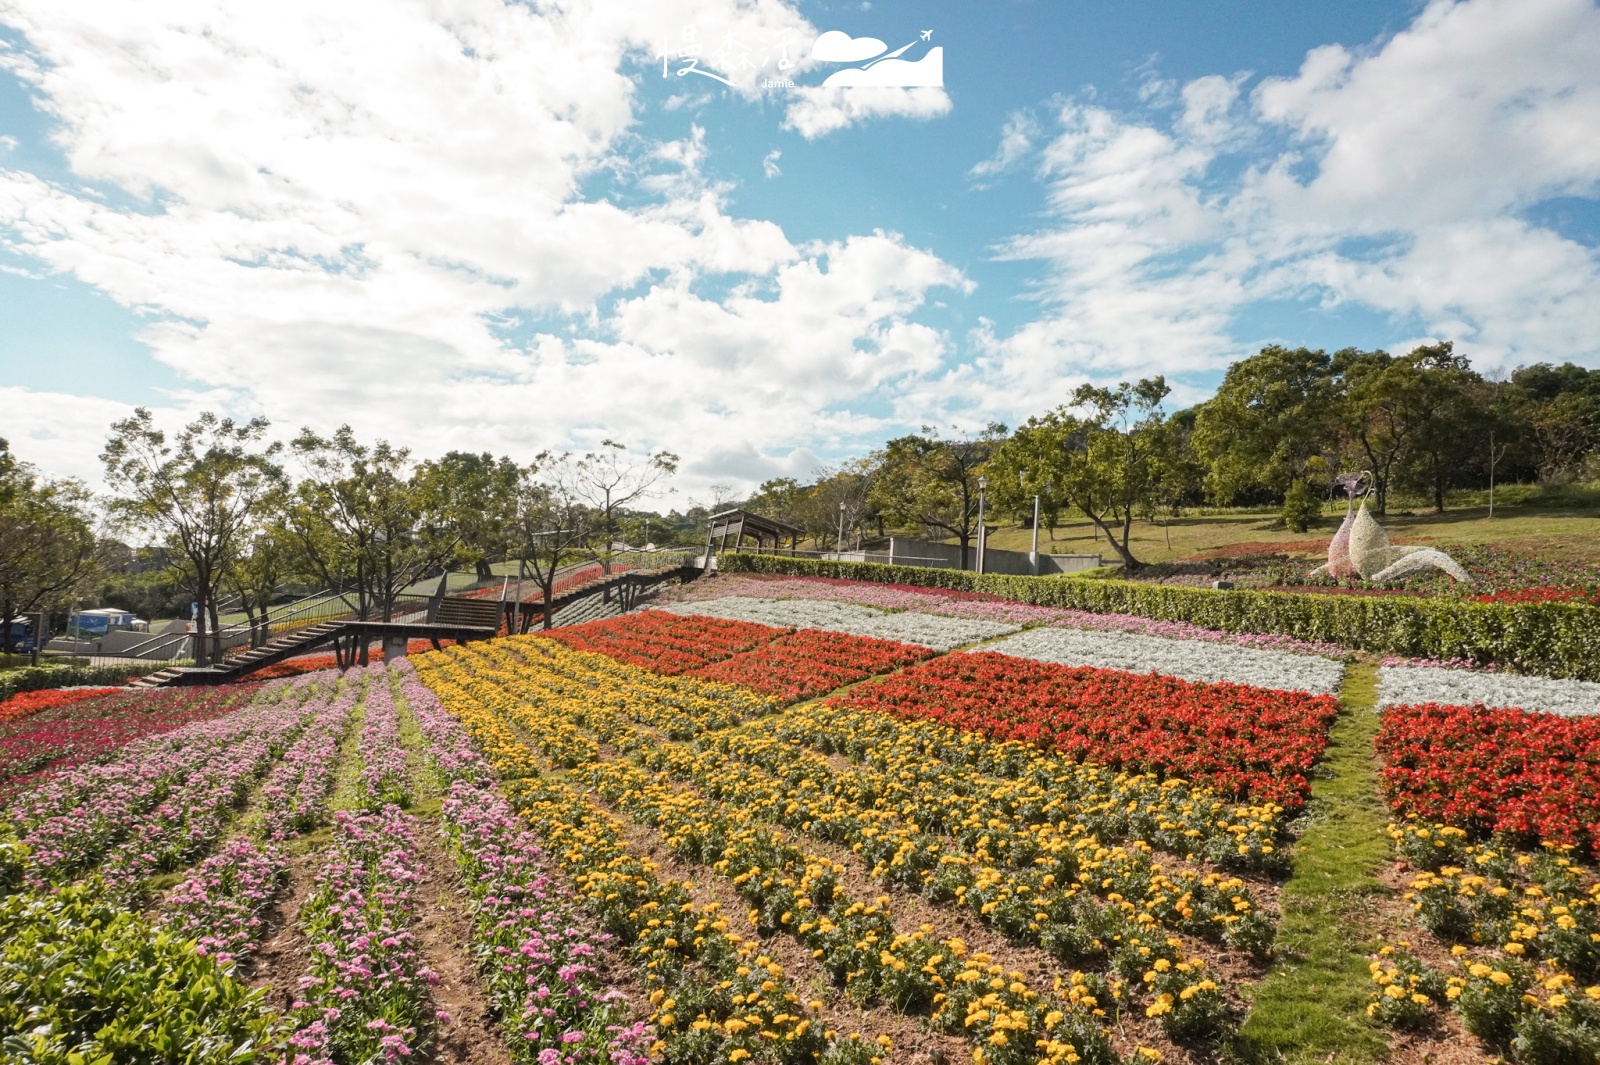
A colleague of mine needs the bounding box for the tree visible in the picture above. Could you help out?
[803,462,877,550]
[508,455,595,630]
[747,478,808,530]
[1190,346,1339,514]
[286,426,461,626]
[992,379,1172,571]
[1332,346,1461,515]
[574,440,679,574]
[1399,343,1486,512]
[417,451,522,578]
[100,411,283,665]
[868,426,1005,569]
[0,440,103,651]
[224,523,293,648]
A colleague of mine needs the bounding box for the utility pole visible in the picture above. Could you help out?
[1488,429,1509,519]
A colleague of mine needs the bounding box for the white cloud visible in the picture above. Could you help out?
[762,148,782,178]
[0,0,965,497]
[782,85,951,139]
[969,110,1039,185]
[961,0,1600,424]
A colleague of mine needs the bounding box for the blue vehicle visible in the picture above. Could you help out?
[3,616,52,654]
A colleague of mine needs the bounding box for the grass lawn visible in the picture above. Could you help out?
[980,483,1600,567]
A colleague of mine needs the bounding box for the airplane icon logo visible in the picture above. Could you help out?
[812,30,943,87]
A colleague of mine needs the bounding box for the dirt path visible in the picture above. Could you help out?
[250,837,331,1012]
[407,814,515,1065]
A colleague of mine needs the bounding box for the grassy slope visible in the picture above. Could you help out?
[978,484,1600,567]
[1234,662,1393,1064]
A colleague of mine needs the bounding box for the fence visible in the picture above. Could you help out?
[704,536,1100,576]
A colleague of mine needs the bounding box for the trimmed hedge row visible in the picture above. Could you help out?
[717,554,1600,680]
[0,661,167,703]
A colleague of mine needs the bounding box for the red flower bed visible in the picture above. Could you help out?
[686,629,934,703]
[543,610,787,674]
[0,687,121,724]
[831,652,1340,810]
[0,685,254,782]
[1377,702,1600,854]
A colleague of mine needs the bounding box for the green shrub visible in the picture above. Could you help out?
[0,880,282,1062]
[1280,478,1322,532]
[0,661,168,703]
[717,554,1600,679]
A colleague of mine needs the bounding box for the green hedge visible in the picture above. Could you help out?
[0,661,168,703]
[717,554,1600,680]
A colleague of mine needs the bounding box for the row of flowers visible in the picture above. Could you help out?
[0,683,253,784]
[0,686,120,725]
[157,675,363,969]
[632,722,1249,1043]
[286,804,438,1065]
[1368,822,1600,1062]
[393,659,654,1065]
[3,679,308,884]
[684,628,934,704]
[1376,701,1600,855]
[659,574,1349,656]
[468,636,1248,1042]
[660,597,1020,652]
[832,652,1341,811]
[412,650,860,1065]
[770,700,1290,875]
[545,610,785,675]
[416,640,1157,1062]
[261,674,363,840]
[985,627,1345,695]
[357,666,415,808]
[1378,664,1600,718]
[93,689,322,898]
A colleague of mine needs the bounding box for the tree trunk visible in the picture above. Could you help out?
[958,535,971,570]
[475,557,492,580]
[1,596,13,655]
[542,586,554,630]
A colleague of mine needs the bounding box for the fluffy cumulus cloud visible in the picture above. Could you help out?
[0,0,962,492]
[956,0,1600,420]
[782,86,952,140]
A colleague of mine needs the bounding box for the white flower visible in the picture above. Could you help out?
[1379,666,1600,717]
[658,597,1018,651]
[983,626,1343,694]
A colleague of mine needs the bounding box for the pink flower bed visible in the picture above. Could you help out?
[663,574,1346,657]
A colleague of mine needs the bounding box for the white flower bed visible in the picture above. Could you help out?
[983,626,1344,694]
[1378,666,1600,717]
[659,597,1019,651]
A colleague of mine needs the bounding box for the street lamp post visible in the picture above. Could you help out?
[836,502,846,561]
[1022,469,1040,576]
[976,475,988,574]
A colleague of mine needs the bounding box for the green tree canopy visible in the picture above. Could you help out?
[100,411,282,664]
[286,425,461,622]
[868,425,1006,569]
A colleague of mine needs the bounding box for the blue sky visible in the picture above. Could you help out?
[1,0,1596,493]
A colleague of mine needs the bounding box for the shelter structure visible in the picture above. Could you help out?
[703,509,802,571]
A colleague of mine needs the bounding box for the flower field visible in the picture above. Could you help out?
[14,570,1600,1064]
[1368,645,1600,1058]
